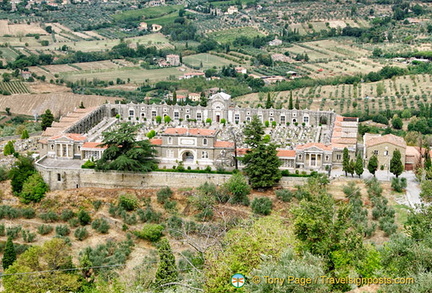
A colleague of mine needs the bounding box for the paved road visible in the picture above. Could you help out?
[329,168,423,209]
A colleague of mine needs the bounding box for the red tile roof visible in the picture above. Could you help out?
[164,128,216,136]
[50,133,87,141]
[296,142,333,151]
[365,134,406,148]
[214,141,234,148]
[150,138,162,145]
[277,150,296,157]
[82,142,107,149]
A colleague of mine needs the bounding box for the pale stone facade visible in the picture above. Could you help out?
[364,134,406,171]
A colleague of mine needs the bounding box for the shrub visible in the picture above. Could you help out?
[6,226,22,239]
[91,218,110,234]
[167,216,183,238]
[0,223,4,236]
[92,200,103,211]
[68,218,79,228]
[275,189,294,202]
[81,160,96,169]
[0,205,21,219]
[22,230,36,243]
[74,227,89,241]
[61,209,75,221]
[37,224,53,235]
[163,200,177,212]
[137,206,161,223]
[40,211,59,222]
[157,187,173,204]
[391,177,407,192]
[224,173,250,206]
[21,208,35,219]
[251,197,273,215]
[55,225,70,236]
[121,212,137,226]
[20,173,49,203]
[135,224,164,242]
[118,194,139,211]
[77,209,91,226]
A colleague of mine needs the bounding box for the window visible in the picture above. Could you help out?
[186,115,190,119]
[336,154,342,160]
[203,138,208,146]
[293,113,297,117]
[57,173,61,182]
[325,155,329,161]
[152,111,157,118]
[280,116,286,123]
[234,114,240,123]
[303,116,309,123]
[168,137,172,144]
[373,150,379,155]
[384,151,389,156]
[129,110,134,116]
[247,117,251,121]
[174,112,179,120]
[141,113,145,117]
[164,108,167,112]
[298,154,302,160]
[141,107,145,111]
[51,144,54,150]
[270,112,273,116]
[202,151,209,159]
[270,118,273,122]
[196,113,202,121]
[186,109,190,113]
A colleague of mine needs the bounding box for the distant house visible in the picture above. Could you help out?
[166,54,180,66]
[21,71,32,80]
[286,71,298,79]
[235,67,247,74]
[226,5,238,14]
[188,93,201,102]
[268,37,282,46]
[364,133,406,171]
[148,0,165,6]
[180,72,205,80]
[262,75,285,84]
[138,22,148,30]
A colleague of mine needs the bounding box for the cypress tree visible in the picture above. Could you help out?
[3,237,16,270]
[41,109,54,131]
[288,91,293,110]
[367,155,378,177]
[390,149,404,178]
[265,93,273,109]
[172,92,177,105]
[154,238,178,290]
[355,155,364,178]
[295,97,300,109]
[21,129,29,139]
[342,147,350,176]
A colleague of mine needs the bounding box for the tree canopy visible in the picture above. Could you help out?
[96,123,157,172]
[390,149,404,178]
[41,109,54,131]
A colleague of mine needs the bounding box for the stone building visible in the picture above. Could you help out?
[363,133,406,171]
[166,54,180,66]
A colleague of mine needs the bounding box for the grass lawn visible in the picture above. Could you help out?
[112,5,183,21]
[183,53,240,70]
[61,67,184,83]
[145,12,179,26]
[208,27,264,44]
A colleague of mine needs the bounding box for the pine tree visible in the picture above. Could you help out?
[243,115,281,189]
[154,238,178,290]
[342,147,350,176]
[355,155,364,178]
[3,237,16,270]
[41,109,54,131]
[390,149,404,178]
[367,155,378,177]
[288,91,293,110]
[265,93,273,109]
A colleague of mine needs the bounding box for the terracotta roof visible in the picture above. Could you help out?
[163,128,216,136]
[49,133,87,141]
[214,141,234,148]
[277,150,296,157]
[82,142,106,149]
[406,146,420,157]
[236,148,250,156]
[365,134,406,148]
[296,142,333,151]
[150,138,162,145]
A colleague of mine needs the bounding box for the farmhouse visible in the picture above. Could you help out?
[166,54,180,66]
[363,133,406,171]
[268,37,282,46]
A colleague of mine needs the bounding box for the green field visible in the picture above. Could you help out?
[145,12,179,26]
[112,5,183,21]
[0,47,19,61]
[183,53,240,70]
[61,67,184,83]
[208,27,264,44]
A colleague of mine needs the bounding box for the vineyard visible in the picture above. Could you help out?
[0,82,30,94]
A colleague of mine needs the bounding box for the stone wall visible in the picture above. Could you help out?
[36,165,306,190]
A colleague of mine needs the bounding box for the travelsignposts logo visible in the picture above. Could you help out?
[231,273,246,288]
